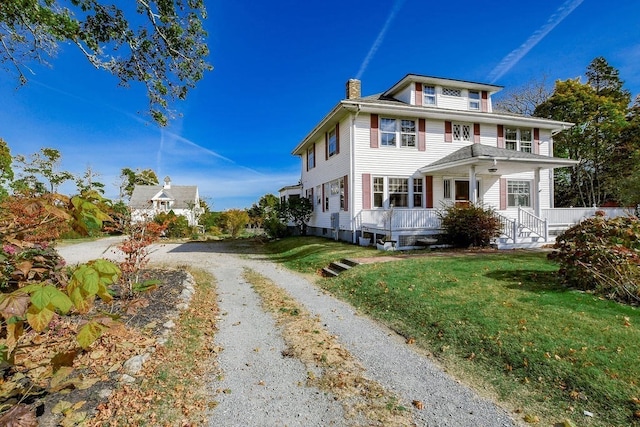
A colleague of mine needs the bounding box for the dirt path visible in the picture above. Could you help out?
[58,240,519,426]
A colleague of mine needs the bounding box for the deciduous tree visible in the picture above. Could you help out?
[0,0,212,125]
[534,57,630,207]
[11,148,74,195]
[119,167,159,199]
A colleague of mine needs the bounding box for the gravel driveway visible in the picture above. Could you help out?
[58,239,518,427]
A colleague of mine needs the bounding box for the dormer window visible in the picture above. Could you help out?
[469,90,480,110]
[423,85,436,105]
[442,87,461,97]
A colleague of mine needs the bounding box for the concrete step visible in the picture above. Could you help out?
[341,258,361,267]
[329,261,351,272]
[321,267,340,277]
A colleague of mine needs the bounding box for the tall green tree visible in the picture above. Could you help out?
[118,167,159,199]
[534,57,630,207]
[11,147,75,195]
[0,139,14,201]
[615,95,640,207]
[0,0,212,125]
[75,165,105,195]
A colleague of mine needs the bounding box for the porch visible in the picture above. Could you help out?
[354,207,631,250]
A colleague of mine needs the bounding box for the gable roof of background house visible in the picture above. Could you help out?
[129,185,198,209]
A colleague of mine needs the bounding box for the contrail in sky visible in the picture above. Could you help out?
[355,0,406,80]
[487,0,584,83]
[32,79,262,174]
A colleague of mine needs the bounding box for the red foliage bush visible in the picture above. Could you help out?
[548,215,640,305]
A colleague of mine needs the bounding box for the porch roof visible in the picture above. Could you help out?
[419,144,578,175]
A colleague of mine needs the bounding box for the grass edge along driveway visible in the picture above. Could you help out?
[264,237,640,427]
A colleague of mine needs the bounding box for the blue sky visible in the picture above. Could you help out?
[1,0,639,210]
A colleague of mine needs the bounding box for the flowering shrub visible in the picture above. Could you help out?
[548,214,640,304]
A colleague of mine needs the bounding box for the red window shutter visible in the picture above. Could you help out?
[370,114,379,148]
[325,132,329,160]
[415,82,423,106]
[335,123,340,154]
[533,128,540,154]
[425,176,433,208]
[322,184,326,212]
[310,187,314,207]
[306,148,309,172]
[362,174,371,209]
[481,91,488,112]
[418,118,426,151]
[343,174,348,212]
[499,178,507,210]
[497,125,504,148]
[474,123,481,144]
[313,143,316,167]
[445,121,452,143]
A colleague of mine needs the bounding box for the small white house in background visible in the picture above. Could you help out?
[129,176,201,226]
[287,73,587,249]
[278,184,302,204]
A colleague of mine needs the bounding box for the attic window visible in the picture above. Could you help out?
[442,87,461,97]
[469,91,480,110]
[423,85,436,105]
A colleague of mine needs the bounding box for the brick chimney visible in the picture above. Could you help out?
[346,79,361,99]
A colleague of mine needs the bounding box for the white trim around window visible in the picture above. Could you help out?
[507,180,531,207]
[380,117,417,148]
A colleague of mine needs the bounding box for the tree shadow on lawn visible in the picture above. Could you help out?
[485,269,569,293]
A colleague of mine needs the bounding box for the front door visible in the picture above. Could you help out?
[454,180,469,202]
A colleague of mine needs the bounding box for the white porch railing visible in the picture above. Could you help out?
[518,207,548,242]
[541,207,632,225]
[353,206,633,246]
[356,209,442,231]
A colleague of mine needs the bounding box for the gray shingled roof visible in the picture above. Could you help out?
[129,185,198,209]
[420,144,578,175]
[428,144,560,167]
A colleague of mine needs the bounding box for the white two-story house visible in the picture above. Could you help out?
[286,74,583,249]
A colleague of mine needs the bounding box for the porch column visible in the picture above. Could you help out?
[469,165,477,204]
[534,168,541,217]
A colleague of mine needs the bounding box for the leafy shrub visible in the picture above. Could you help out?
[438,203,501,247]
[548,214,640,304]
[263,216,289,239]
[219,209,250,238]
[154,211,190,238]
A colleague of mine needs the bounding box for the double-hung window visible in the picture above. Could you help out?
[507,180,531,207]
[423,85,436,105]
[453,123,471,142]
[380,118,416,147]
[413,179,423,207]
[400,120,416,147]
[380,118,397,147]
[469,90,480,110]
[307,145,315,169]
[388,178,409,207]
[373,177,384,208]
[328,129,337,157]
[505,128,533,153]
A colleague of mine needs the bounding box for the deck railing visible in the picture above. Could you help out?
[541,207,632,225]
[357,209,442,231]
[354,207,633,245]
[518,207,548,241]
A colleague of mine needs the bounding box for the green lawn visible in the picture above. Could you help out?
[265,237,640,426]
